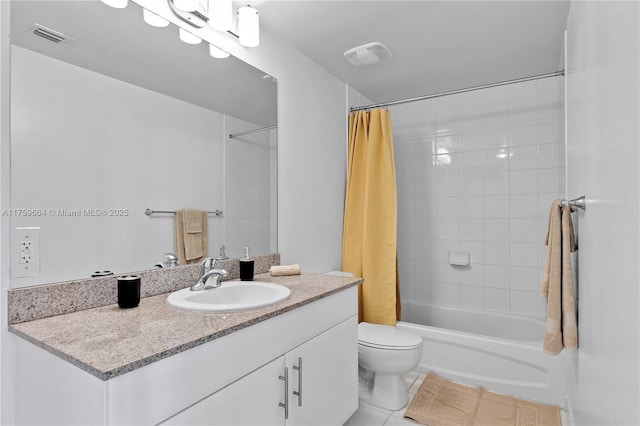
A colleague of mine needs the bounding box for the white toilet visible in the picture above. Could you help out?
[324,272,423,410]
[357,322,423,410]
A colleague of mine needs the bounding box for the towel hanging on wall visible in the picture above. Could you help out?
[540,199,578,355]
[175,209,208,264]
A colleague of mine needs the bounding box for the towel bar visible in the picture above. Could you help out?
[561,196,586,211]
[145,208,223,216]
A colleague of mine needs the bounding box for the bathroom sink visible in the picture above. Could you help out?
[167,281,291,312]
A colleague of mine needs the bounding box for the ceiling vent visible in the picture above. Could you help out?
[344,42,392,68]
[32,23,73,44]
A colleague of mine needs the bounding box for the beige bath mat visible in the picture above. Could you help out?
[404,373,561,426]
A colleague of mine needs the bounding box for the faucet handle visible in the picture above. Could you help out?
[200,257,217,275]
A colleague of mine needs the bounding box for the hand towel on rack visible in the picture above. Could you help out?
[175,209,208,264]
[540,199,578,355]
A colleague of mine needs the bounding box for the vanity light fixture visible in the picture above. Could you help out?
[101,0,251,60]
[237,5,259,48]
[179,27,202,44]
[143,9,170,28]
[208,0,233,32]
[173,0,201,13]
[209,44,230,58]
[100,0,128,9]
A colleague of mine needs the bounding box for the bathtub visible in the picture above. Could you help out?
[398,301,568,407]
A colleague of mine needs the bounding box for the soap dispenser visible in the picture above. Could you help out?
[239,246,254,281]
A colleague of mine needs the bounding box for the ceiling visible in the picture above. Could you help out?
[257,1,571,105]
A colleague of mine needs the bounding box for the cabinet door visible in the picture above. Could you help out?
[287,316,358,426]
[161,356,286,425]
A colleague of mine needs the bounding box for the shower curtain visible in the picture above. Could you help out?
[342,109,401,326]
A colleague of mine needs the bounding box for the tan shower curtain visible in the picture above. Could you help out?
[342,109,400,326]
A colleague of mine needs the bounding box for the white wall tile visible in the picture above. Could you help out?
[392,76,564,319]
[436,175,459,197]
[484,241,510,265]
[459,241,484,264]
[509,80,537,99]
[509,123,537,146]
[436,218,459,240]
[437,196,460,218]
[483,218,509,242]
[484,265,510,289]
[460,285,484,308]
[459,264,484,287]
[510,266,540,292]
[510,217,538,242]
[509,194,538,218]
[538,143,562,168]
[510,242,538,267]
[437,262,459,285]
[483,288,510,312]
[483,195,509,218]
[460,196,484,218]
[458,132,484,152]
[509,145,538,170]
[510,290,539,316]
[538,168,561,193]
[459,173,484,196]
[459,151,485,174]
[482,128,509,150]
[483,171,509,195]
[459,218,483,241]
[510,169,538,194]
[509,96,538,124]
[483,149,510,172]
[537,118,562,144]
[437,282,460,306]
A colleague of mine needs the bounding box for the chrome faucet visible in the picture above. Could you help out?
[190,257,229,291]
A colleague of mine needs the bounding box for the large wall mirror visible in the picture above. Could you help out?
[9,1,277,287]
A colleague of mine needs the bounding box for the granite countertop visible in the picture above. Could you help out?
[9,272,362,381]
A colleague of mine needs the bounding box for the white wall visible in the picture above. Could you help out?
[565,1,639,425]
[393,77,565,317]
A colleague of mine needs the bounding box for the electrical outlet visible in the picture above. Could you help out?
[11,227,40,278]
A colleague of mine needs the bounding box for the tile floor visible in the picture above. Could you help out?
[344,370,426,426]
[344,370,570,426]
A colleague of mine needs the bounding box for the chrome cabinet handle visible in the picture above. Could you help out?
[279,367,289,419]
[292,357,303,407]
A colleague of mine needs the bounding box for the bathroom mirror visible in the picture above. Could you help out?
[9,1,277,286]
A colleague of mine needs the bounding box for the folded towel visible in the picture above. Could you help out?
[270,264,301,277]
[541,199,578,355]
[175,209,208,264]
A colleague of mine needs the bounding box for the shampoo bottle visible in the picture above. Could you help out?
[239,246,254,281]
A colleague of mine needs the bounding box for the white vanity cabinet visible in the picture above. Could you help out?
[14,286,358,426]
[162,316,358,426]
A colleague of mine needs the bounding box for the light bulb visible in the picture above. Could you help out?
[179,28,202,44]
[207,0,233,32]
[237,5,259,47]
[100,0,128,9]
[173,0,199,12]
[143,9,169,28]
[209,44,230,59]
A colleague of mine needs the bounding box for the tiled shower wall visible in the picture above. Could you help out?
[394,76,564,319]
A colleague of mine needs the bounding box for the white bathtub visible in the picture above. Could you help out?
[398,302,568,407]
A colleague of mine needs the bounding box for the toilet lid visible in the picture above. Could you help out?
[358,322,422,350]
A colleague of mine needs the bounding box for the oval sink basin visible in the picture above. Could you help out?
[167,281,291,312]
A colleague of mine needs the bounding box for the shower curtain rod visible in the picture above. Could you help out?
[229,124,277,139]
[350,70,565,112]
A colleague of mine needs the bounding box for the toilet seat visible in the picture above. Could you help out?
[358,322,422,350]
